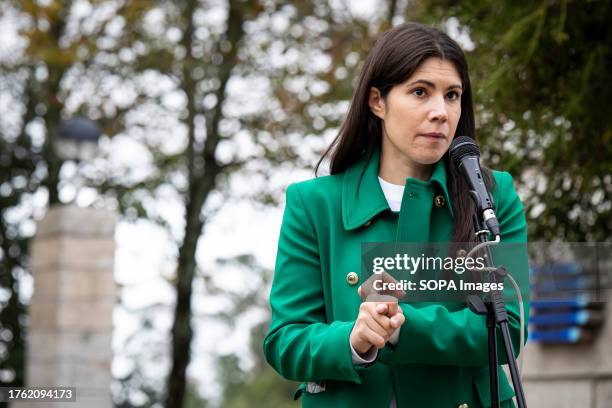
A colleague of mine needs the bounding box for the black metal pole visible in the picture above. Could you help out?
[469,213,527,408]
[500,321,527,407]
[487,310,499,407]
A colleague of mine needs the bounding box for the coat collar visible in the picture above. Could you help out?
[341,147,453,230]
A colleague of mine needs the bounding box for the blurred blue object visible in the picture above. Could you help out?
[530,296,591,310]
[528,258,606,344]
[54,117,101,162]
[530,261,582,276]
[529,311,589,326]
[57,117,102,142]
[532,276,590,292]
[529,327,582,343]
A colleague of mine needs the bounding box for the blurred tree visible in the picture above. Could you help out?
[216,321,299,408]
[160,0,394,406]
[0,1,171,403]
[219,355,298,408]
[207,255,298,407]
[183,382,211,408]
[1,0,388,406]
[413,0,612,241]
[0,135,36,399]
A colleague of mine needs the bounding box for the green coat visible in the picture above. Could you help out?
[264,148,529,408]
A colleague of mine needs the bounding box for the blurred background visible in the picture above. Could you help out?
[0,0,610,407]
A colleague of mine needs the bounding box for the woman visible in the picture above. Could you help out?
[263,22,528,408]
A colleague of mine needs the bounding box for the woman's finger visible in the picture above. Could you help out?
[362,312,391,338]
[362,327,387,349]
[390,312,405,329]
[364,303,396,334]
[375,303,388,315]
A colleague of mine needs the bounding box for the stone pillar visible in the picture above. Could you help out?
[19,205,117,407]
[521,296,612,408]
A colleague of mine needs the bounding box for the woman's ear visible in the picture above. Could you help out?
[368,87,386,119]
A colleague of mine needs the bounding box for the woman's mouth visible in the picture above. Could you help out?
[419,132,446,139]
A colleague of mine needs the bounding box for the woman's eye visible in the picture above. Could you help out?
[446,91,460,100]
[412,88,426,97]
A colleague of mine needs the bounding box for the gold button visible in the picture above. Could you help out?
[434,194,446,207]
[346,272,359,286]
[364,220,372,227]
[456,248,467,257]
[458,404,469,408]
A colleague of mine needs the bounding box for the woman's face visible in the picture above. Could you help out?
[369,57,463,168]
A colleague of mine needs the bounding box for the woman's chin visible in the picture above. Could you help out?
[413,150,446,165]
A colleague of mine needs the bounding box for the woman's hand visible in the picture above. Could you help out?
[350,302,405,355]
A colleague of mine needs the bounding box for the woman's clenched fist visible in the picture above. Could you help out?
[350,302,405,355]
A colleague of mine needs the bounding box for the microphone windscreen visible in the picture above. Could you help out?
[449,136,480,170]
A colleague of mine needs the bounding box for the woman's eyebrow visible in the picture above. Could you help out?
[406,79,463,90]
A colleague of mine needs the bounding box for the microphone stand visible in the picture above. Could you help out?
[466,213,527,408]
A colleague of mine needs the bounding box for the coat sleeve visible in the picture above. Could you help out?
[263,183,362,383]
[383,171,530,367]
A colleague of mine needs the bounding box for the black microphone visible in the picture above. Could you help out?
[449,136,500,237]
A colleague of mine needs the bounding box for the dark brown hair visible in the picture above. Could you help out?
[316,22,494,243]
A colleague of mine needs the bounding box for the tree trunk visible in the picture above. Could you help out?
[164,1,246,407]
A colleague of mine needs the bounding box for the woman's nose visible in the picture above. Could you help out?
[428,96,448,122]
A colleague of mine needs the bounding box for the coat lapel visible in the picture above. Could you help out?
[342,148,454,234]
[341,149,389,231]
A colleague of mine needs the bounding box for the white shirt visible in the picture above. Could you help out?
[378,176,405,212]
[349,176,405,407]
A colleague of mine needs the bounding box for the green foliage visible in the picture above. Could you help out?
[221,364,298,408]
[0,135,38,389]
[184,382,211,408]
[217,324,299,408]
[414,1,612,241]
[209,256,299,408]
